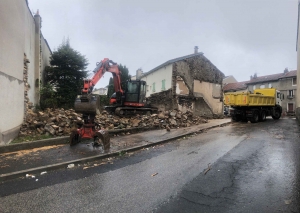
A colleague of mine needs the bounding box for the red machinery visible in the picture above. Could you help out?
[70,58,157,147]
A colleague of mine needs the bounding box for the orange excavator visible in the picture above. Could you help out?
[70,58,157,146]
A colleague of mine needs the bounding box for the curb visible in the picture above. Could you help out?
[0,127,158,154]
[0,121,231,181]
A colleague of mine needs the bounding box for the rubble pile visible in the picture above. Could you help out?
[19,108,209,137]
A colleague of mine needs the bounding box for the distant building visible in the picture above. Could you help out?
[223,75,237,86]
[92,87,108,96]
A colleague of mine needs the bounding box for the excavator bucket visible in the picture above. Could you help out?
[94,130,110,151]
[74,95,101,115]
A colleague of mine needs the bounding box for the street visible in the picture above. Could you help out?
[0,117,299,213]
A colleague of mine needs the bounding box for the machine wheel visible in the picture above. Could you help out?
[259,111,266,122]
[250,111,259,123]
[272,110,281,120]
[70,130,80,146]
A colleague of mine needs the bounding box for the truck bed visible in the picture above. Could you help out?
[224,88,276,107]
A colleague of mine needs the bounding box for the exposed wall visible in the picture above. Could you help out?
[0,0,51,144]
[176,77,189,95]
[173,55,224,115]
[141,64,173,97]
[193,81,223,114]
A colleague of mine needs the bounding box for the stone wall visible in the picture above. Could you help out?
[173,54,224,115]
[147,89,175,111]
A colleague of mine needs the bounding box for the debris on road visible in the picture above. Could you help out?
[40,171,47,175]
[67,164,75,169]
[151,173,158,177]
[204,163,211,175]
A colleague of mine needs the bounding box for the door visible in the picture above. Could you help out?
[288,103,294,112]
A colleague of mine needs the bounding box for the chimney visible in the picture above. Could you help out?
[136,68,143,80]
[284,68,288,74]
[253,73,257,79]
[250,75,253,80]
[194,46,198,54]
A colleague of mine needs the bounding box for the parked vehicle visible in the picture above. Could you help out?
[224,88,283,123]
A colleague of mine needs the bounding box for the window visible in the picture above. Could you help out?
[292,77,297,86]
[288,90,294,98]
[268,83,272,88]
[161,79,166,90]
[152,82,155,92]
[260,85,265,89]
[253,85,256,90]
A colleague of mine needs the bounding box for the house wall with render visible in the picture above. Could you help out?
[0,0,51,145]
[141,64,173,97]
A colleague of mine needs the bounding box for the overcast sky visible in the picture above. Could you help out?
[28,0,298,88]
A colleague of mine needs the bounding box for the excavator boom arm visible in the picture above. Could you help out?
[81,58,124,95]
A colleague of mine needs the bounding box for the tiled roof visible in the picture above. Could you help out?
[280,70,297,78]
[223,70,297,92]
[141,52,203,77]
[247,70,297,84]
[223,81,249,92]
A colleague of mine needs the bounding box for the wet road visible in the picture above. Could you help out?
[0,117,299,213]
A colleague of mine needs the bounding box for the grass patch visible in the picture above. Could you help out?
[11,134,54,144]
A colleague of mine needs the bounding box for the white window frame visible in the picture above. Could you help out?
[260,84,265,89]
[288,90,294,97]
[292,77,297,86]
[268,83,272,88]
[253,85,256,90]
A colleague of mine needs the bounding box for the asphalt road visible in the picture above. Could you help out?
[0,117,299,213]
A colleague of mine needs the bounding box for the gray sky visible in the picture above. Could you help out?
[28,0,298,88]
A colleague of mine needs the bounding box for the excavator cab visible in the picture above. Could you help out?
[124,80,146,106]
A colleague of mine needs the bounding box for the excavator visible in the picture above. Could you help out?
[70,58,157,147]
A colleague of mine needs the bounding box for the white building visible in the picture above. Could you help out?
[0,1,51,144]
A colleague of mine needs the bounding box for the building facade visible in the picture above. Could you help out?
[139,47,225,117]
[0,0,51,144]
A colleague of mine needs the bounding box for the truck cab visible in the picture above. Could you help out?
[276,90,283,106]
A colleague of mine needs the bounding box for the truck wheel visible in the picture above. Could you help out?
[259,111,266,122]
[272,110,281,120]
[251,111,259,123]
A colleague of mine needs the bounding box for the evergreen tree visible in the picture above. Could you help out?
[43,39,88,108]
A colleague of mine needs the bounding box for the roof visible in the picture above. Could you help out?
[247,70,297,84]
[223,81,249,92]
[142,52,203,77]
[280,70,297,78]
[223,70,297,92]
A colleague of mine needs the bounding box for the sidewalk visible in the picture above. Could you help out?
[0,119,231,180]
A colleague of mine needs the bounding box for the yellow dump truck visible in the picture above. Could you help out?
[224,88,283,123]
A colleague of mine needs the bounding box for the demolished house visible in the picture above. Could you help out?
[139,47,225,118]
